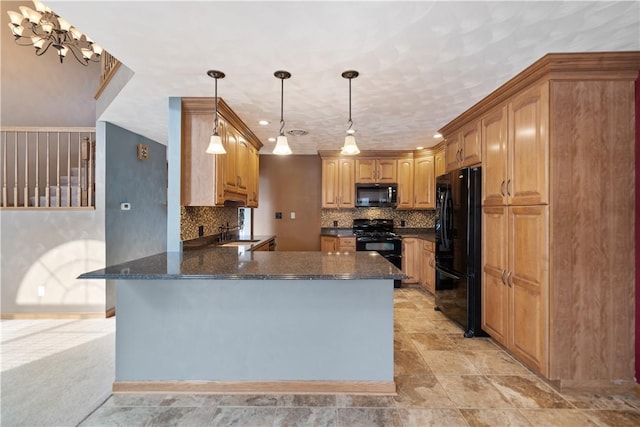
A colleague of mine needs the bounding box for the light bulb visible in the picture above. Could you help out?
[341,134,360,155]
[273,135,292,155]
[206,133,226,154]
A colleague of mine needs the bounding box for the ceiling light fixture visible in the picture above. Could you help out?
[205,70,227,155]
[341,70,360,155]
[6,0,103,66]
[273,70,292,155]
[258,120,269,126]
[433,132,443,139]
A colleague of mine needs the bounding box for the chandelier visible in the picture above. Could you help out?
[6,0,103,66]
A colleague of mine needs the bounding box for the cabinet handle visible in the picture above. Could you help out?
[506,271,512,287]
[506,179,511,197]
[500,180,506,197]
[500,269,506,285]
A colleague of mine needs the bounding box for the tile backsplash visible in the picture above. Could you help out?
[181,206,238,241]
[321,208,435,229]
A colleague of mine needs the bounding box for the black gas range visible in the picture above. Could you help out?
[353,219,402,287]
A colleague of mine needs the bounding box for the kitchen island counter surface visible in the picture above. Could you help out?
[79,248,405,281]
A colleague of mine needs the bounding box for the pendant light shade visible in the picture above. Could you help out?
[205,69,227,155]
[273,70,292,155]
[340,70,360,155]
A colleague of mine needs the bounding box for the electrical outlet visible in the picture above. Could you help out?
[198,225,204,237]
[275,212,282,219]
[37,285,45,297]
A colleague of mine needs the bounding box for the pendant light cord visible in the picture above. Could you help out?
[347,77,353,131]
[279,77,285,136]
[214,77,219,134]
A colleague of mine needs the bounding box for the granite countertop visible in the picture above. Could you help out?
[78,248,406,281]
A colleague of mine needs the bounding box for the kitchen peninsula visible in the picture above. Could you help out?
[79,240,404,394]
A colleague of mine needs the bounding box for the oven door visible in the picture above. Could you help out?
[356,239,402,269]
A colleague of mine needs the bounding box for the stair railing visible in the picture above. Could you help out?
[0,127,96,208]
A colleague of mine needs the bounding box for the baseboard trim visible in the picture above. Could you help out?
[551,378,637,393]
[106,307,116,318]
[1,312,106,319]
[113,380,396,395]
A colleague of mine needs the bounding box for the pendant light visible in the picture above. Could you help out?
[273,70,292,155]
[341,70,360,155]
[205,70,226,154]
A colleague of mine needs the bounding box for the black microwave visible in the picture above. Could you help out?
[355,184,398,208]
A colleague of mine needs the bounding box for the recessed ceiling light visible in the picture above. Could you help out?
[416,146,424,150]
[258,120,269,126]
[268,137,276,142]
[433,132,443,139]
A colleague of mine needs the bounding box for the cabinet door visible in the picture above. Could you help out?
[482,106,508,206]
[320,236,337,252]
[402,238,419,283]
[445,132,460,172]
[414,155,435,209]
[508,82,549,206]
[482,206,509,346]
[247,146,259,207]
[396,159,414,209]
[421,241,435,294]
[338,158,355,208]
[338,236,356,252]
[377,159,397,183]
[434,148,446,178]
[236,138,250,195]
[355,159,376,183]
[460,121,482,167]
[508,205,548,375]
[321,159,339,208]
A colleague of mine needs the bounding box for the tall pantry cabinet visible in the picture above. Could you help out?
[441,52,639,391]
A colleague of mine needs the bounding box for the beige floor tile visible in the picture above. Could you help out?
[436,374,513,409]
[336,394,395,408]
[464,351,534,375]
[487,375,573,409]
[519,408,599,426]
[446,334,500,351]
[395,350,432,376]
[398,408,468,426]
[421,350,480,375]
[562,392,640,410]
[410,333,458,351]
[394,374,456,409]
[394,332,417,352]
[460,408,533,426]
[583,409,640,427]
[277,395,337,407]
[209,407,276,426]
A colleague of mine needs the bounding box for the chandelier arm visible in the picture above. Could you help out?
[66,44,90,66]
[34,40,54,56]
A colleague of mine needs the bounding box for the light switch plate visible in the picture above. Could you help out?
[290,212,296,219]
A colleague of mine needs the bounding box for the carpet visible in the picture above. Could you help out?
[1,332,114,427]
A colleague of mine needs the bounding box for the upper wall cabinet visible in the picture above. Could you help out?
[321,157,355,208]
[444,121,482,172]
[180,98,263,207]
[413,153,435,209]
[434,147,446,178]
[355,159,397,184]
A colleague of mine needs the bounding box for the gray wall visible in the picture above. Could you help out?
[105,123,167,309]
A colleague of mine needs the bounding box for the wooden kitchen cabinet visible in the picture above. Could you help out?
[396,159,414,209]
[420,240,435,294]
[321,158,355,208]
[482,205,548,373]
[320,235,355,252]
[355,159,397,184]
[413,154,435,209]
[442,52,640,390]
[434,147,445,178]
[181,98,262,207]
[444,121,482,173]
[401,237,420,284]
[246,145,259,208]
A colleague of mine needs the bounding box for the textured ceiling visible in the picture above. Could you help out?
[46,1,640,154]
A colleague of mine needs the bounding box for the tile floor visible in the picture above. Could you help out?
[6,287,640,426]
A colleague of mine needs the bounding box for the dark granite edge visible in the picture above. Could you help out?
[182,234,275,250]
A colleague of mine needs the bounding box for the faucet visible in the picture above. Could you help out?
[218,223,241,242]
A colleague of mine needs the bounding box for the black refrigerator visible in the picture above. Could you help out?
[434,167,485,338]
